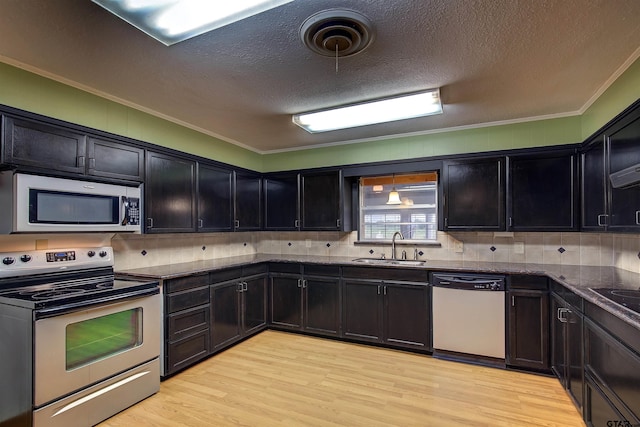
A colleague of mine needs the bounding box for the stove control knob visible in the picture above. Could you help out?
[20,255,32,263]
[99,250,108,258]
[2,257,15,265]
[87,250,96,258]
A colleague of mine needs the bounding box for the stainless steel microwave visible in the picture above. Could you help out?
[0,172,142,233]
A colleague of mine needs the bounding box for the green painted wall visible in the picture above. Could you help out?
[261,115,583,172]
[0,62,263,171]
[0,54,638,173]
[581,55,640,139]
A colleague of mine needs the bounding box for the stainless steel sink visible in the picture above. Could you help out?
[352,258,426,266]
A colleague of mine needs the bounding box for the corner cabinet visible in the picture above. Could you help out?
[582,101,640,232]
[442,157,505,231]
[145,151,197,233]
[341,266,431,352]
[506,275,550,372]
[508,150,578,231]
[2,115,144,182]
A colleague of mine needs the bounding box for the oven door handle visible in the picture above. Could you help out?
[34,286,159,319]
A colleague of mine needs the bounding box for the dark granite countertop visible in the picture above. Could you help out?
[117,254,640,330]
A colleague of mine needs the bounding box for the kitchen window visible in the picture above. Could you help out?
[359,172,438,242]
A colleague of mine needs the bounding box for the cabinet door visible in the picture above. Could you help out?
[2,116,86,174]
[383,283,430,350]
[608,113,640,231]
[270,276,302,329]
[566,308,584,409]
[210,281,241,350]
[264,173,299,230]
[551,295,567,386]
[166,329,210,375]
[507,290,549,371]
[145,151,197,232]
[304,276,340,336]
[343,280,382,342]
[242,275,267,335]
[581,137,607,230]
[300,171,341,230]
[86,137,144,182]
[443,157,505,230]
[585,379,631,427]
[198,164,233,232]
[234,171,262,230]
[509,152,578,231]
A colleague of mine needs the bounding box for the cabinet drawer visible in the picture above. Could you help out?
[210,268,243,284]
[167,304,210,341]
[303,264,340,277]
[269,263,301,274]
[164,274,209,293]
[508,274,548,290]
[166,285,209,313]
[166,329,210,374]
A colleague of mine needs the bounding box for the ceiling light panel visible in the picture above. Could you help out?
[292,89,443,133]
[92,0,295,45]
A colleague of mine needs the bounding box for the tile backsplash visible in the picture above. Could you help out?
[108,230,640,274]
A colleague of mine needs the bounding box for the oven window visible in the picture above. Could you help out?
[65,308,142,370]
[30,190,119,224]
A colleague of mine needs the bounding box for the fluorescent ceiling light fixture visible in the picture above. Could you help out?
[292,89,442,133]
[92,0,295,45]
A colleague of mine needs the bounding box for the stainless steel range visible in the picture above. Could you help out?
[0,247,160,427]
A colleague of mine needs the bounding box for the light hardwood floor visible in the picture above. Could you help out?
[99,330,585,427]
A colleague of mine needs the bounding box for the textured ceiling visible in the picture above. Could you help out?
[0,0,639,153]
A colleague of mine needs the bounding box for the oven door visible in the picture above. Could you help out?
[33,293,160,407]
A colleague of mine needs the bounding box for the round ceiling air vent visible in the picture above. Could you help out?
[300,9,374,58]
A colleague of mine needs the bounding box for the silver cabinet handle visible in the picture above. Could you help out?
[237,282,243,292]
[77,156,85,168]
[294,219,300,228]
[636,211,640,225]
[557,307,569,323]
[234,220,240,228]
[511,295,515,307]
[88,158,96,169]
[377,285,381,295]
[297,279,302,288]
[243,282,248,292]
[383,285,387,296]
[597,214,608,227]
[147,218,153,229]
[198,219,203,229]
[508,217,513,227]
[336,219,341,228]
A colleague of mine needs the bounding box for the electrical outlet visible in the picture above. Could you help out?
[514,242,525,254]
[454,241,464,253]
[305,239,312,248]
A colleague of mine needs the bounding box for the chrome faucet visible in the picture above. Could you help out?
[391,231,404,260]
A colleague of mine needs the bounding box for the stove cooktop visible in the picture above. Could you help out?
[0,277,158,310]
[591,288,640,315]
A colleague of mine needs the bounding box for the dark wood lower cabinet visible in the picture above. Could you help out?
[506,275,550,372]
[343,279,431,351]
[210,273,267,352]
[269,265,341,337]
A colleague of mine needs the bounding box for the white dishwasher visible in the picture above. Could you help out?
[431,272,506,359]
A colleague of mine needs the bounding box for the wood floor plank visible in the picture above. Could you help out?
[98,331,585,427]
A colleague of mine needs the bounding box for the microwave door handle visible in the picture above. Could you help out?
[121,197,129,226]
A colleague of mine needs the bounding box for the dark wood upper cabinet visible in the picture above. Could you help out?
[197,163,233,232]
[582,101,640,232]
[234,171,262,231]
[145,151,197,233]
[87,136,144,182]
[442,157,505,230]
[2,116,144,183]
[508,150,578,231]
[263,173,299,230]
[2,116,87,175]
[301,170,345,230]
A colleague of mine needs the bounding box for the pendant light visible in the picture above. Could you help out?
[386,174,401,205]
